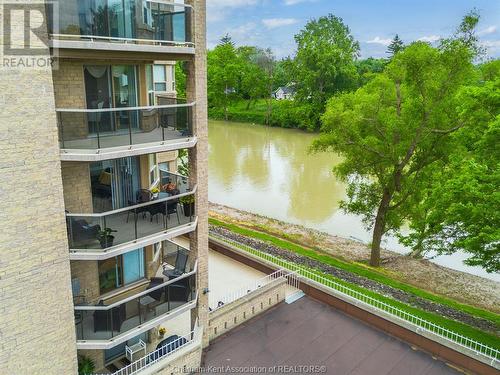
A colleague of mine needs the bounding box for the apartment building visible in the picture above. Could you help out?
[1,1,208,374]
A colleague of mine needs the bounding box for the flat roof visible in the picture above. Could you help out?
[203,296,459,375]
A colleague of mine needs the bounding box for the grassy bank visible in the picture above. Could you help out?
[208,99,318,131]
[209,217,500,349]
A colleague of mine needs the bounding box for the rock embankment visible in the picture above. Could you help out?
[209,202,500,315]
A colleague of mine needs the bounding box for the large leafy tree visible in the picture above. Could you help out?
[236,46,271,111]
[355,57,387,87]
[400,62,499,272]
[207,35,242,119]
[312,38,475,267]
[292,14,360,127]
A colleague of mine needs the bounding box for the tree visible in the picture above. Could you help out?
[207,35,242,119]
[312,39,475,267]
[355,57,387,87]
[386,34,405,57]
[236,46,269,110]
[174,62,186,98]
[252,48,276,124]
[292,14,360,128]
[400,64,499,272]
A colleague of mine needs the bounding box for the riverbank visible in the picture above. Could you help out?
[209,202,500,314]
[208,99,318,130]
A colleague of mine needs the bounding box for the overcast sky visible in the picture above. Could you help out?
[206,0,500,59]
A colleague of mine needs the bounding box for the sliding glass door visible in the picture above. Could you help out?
[112,65,139,132]
[84,64,138,134]
[98,248,145,294]
[90,156,141,211]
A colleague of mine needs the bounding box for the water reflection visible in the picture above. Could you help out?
[208,121,343,223]
[208,120,499,281]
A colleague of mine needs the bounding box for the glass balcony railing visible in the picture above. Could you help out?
[159,170,189,194]
[74,271,197,341]
[48,0,193,46]
[66,193,196,251]
[57,102,194,151]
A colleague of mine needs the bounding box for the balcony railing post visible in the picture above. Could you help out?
[110,308,114,338]
[67,216,73,248]
[129,111,133,146]
[57,111,64,148]
[96,118,101,149]
[134,208,138,241]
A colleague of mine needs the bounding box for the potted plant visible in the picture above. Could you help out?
[180,195,195,217]
[97,228,117,248]
[78,355,95,375]
[151,187,160,199]
[158,326,166,338]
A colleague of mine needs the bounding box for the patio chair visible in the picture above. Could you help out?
[126,189,153,223]
[166,200,180,224]
[147,277,166,301]
[68,217,100,245]
[162,249,189,280]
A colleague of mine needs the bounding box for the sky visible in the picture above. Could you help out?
[206,0,500,59]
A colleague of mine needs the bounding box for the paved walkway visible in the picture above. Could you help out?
[203,296,459,375]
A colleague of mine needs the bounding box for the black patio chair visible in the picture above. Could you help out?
[162,249,189,280]
[126,189,153,223]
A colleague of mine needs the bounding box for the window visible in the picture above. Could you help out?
[98,248,145,294]
[153,65,167,92]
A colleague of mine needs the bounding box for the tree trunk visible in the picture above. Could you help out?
[370,188,392,267]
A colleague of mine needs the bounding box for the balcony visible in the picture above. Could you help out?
[66,191,197,260]
[48,0,194,55]
[57,102,195,161]
[74,263,197,349]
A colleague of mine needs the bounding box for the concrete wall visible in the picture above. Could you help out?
[0,5,78,374]
[208,279,287,341]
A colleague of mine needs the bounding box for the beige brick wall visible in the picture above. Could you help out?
[77,349,105,374]
[70,260,100,304]
[0,5,78,374]
[157,150,178,164]
[208,280,287,341]
[185,0,209,348]
[61,161,93,213]
[52,60,88,141]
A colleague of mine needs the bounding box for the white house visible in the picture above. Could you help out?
[272,86,295,100]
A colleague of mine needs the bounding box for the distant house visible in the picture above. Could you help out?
[272,86,295,100]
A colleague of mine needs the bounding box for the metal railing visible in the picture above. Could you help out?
[209,232,500,365]
[109,324,201,375]
[66,191,196,251]
[49,0,193,46]
[74,262,197,341]
[57,102,194,151]
[209,269,293,311]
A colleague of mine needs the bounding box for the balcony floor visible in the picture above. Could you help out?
[204,296,459,375]
[61,127,187,152]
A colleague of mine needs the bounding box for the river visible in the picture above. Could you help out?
[208,120,499,282]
